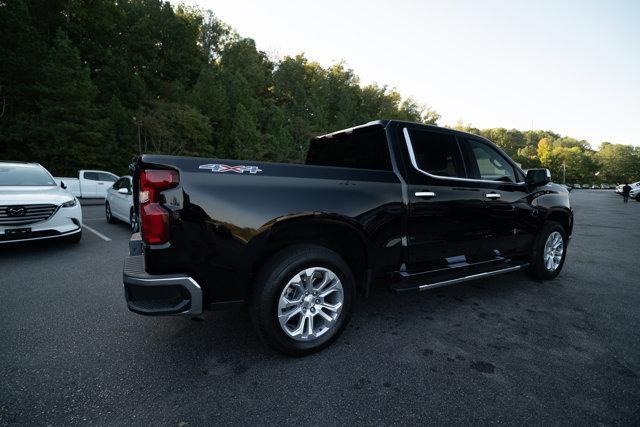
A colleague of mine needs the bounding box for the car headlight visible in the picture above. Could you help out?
[61,198,77,208]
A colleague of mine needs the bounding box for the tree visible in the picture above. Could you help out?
[595,143,640,183]
[33,30,104,175]
[138,101,212,157]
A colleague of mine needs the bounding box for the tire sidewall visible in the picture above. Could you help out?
[253,246,355,356]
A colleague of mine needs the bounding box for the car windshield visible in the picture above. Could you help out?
[0,164,57,186]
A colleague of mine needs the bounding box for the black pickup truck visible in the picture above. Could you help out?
[123,120,572,355]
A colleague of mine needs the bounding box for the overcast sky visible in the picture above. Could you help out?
[173,0,640,147]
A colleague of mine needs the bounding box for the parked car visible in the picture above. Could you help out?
[54,170,118,198]
[122,120,573,355]
[630,187,640,201]
[616,181,640,195]
[0,161,82,243]
[561,184,572,192]
[105,175,137,231]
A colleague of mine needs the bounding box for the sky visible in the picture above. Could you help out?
[173,0,640,147]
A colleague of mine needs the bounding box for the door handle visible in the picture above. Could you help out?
[415,191,436,198]
[485,193,501,199]
[97,182,104,185]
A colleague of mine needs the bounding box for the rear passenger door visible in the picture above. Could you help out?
[460,138,536,259]
[97,172,118,198]
[81,171,98,197]
[402,127,488,273]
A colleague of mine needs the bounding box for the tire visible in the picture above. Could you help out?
[250,244,355,356]
[65,230,82,244]
[635,194,640,202]
[130,209,139,232]
[527,221,567,280]
[105,202,116,224]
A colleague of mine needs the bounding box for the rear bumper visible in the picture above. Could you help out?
[123,253,203,317]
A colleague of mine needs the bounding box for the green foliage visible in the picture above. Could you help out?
[0,0,637,181]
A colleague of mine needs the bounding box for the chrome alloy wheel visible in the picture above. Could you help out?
[277,267,344,341]
[543,231,564,272]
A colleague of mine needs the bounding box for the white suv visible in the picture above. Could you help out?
[0,161,82,243]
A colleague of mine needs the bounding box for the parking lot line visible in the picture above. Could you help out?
[83,224,112,242]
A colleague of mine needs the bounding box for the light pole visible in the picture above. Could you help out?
[562,161,566,185]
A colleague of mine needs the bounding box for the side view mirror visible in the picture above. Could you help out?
[117,187,129,194]
[60,181,67,189]
[526,168,551,187]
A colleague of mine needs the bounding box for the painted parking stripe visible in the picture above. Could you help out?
[83,224,112,242]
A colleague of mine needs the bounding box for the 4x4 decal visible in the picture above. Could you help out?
[199,164,262,174]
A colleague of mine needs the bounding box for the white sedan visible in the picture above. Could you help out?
[105,175,137,231]
[0,161,82,244]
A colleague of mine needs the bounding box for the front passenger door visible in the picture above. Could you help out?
[461,138,537,259]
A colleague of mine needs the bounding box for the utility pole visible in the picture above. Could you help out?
[562,161,566,184]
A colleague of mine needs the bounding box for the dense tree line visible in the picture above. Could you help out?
[1,0,638,184]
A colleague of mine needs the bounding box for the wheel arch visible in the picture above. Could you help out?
[545,208,573,237]
[243,215,371,298]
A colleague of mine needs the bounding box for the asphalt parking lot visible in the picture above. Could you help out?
[1,190,639,425]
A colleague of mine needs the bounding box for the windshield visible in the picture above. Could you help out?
[0,164,57,186]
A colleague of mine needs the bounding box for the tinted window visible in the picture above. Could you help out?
[467,139,516,183]
[0,164,56,186]
[305,125,392,171]
[112,178,125,190]
[406,129,466,178]
[99,173,117,182]
[84,172,99,181]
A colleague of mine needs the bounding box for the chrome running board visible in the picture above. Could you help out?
[417,264,528,291]
[393,263,529,292]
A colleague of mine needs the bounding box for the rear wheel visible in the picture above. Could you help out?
[250,244,355,356]
[527,221,567,280]
[105,202,116,224]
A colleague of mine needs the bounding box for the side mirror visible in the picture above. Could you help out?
[117,187,129,194]
[526,168,551,187]
[60,181,67,189]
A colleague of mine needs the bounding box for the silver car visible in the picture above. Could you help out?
[105,175,137,231]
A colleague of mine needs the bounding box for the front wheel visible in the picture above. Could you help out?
[527,221,567,280]
[250,244,355,356]
[105,202,116,224]
[130,209,139,233]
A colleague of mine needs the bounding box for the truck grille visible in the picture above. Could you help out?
[0,204,59,226]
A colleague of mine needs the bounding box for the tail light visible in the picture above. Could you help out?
[139,169,179,245]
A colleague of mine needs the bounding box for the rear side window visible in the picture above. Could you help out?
[84,172,99,181]
[466,139,517,183]
[306,125,392,171]
[99,173,117,182]
[406,129,466,178]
